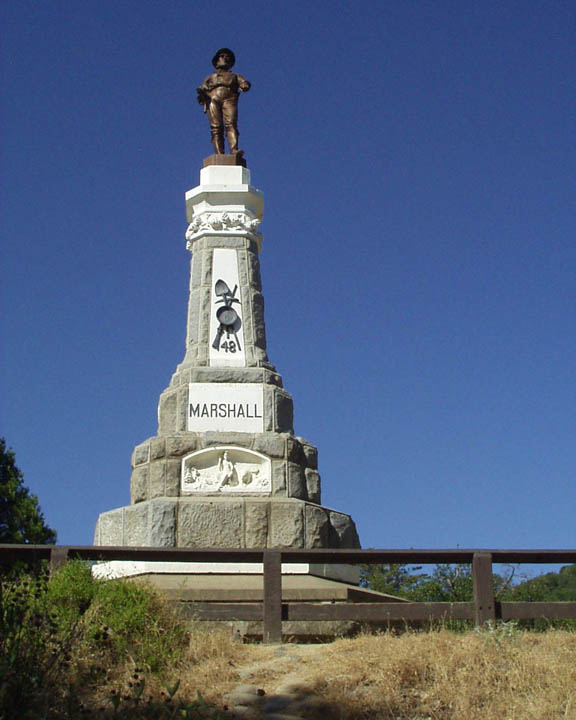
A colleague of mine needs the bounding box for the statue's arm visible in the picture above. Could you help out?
[197,74,213,108]
[236,74,251,92]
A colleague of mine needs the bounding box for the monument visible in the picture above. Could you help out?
[93,50,361,594]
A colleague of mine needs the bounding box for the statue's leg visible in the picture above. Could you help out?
[208,101,225,154]
[223,99,240,154]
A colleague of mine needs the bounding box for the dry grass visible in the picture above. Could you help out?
[12,577,573,720]
[288,629,576,719]
[58,623,576,718]
[76,621,248,713]
[196,627,576,719]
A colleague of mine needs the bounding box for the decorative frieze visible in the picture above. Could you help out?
[186,211,262,248]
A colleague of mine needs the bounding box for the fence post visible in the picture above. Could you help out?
[49,546,69,576]
[472,552,496,627]
[263,550,282,643]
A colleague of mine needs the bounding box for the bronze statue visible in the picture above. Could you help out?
[197,49,251,156]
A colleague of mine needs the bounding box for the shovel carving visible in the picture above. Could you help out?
[212,279,242,351]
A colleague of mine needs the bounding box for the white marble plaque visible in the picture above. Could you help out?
[181,446,271,495]
[187,383,264,432]
[209,248,246,367]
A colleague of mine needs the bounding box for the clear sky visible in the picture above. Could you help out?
[1,1,574,570]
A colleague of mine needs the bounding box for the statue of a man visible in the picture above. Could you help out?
[197,48,251,156]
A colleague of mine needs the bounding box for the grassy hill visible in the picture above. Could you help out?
[1,563,576,719]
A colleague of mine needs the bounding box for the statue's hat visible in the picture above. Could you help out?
[212,48,236,68]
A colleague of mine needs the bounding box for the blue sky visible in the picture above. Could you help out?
[1,1,574,570]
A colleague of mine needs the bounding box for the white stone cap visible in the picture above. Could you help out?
[200,165,251,186]
[185,165,264,223]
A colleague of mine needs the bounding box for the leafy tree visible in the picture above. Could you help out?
[0,438,56,544]
[503,564,576,602]
[361,563,427,597]
[363,562,516,602]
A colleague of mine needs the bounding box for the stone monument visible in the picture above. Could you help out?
[94,50,361,590]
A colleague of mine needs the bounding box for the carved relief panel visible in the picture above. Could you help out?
[181,446,271,495]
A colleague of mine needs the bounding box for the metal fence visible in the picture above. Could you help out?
[2,545,575,643]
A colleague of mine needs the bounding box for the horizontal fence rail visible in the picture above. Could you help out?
[1,545,575,643]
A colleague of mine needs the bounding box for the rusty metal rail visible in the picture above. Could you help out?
[2,545,575,643]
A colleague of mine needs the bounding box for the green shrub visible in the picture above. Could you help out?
[85,578,189,671]
[46,560,97,630]
[0,566,193,718]
[0,572,72,717]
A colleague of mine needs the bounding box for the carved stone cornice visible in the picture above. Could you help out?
[185,210,262,249]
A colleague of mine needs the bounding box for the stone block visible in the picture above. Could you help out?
[300,441,318,469]
[186,296,201,348]
[252,292,267,348]
[166,434,200,458]
[177,387,188,432]
[205,236,247,249]
[96,510,123,546]
[130,466,149,504]
[265,370,283,387]
[179,367,193,385]
[286,436,305,464]
[329,511,361,549]
[305,505,329,547]
[165,459,181,496]
[245,501,269,547]
[177,500,244,547]
[149,460,166,498]
[202,431,255,448]
[252,433,286,459]
[305,469,321,504]
[275,390,294,433]
[191,367,264,384]
[269,502,304,548]
[287,462,307,500]
[271,461,286,496]
[244,344,257,368]
[263,387,274,432]
[132,441,150,467]
[195,347,209,366]
[248,250,262,291]
[124,505,149,546]
[240,300,254,349]
[150,437,166,460]
[252,345,269,364]
[190,249,203,287]
[158,391,178,435]
[201,248,213,285]
[149,501,176,546]
[198,287,211,344]
[236,248,249,286]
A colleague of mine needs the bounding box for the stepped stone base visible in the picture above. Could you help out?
[150,574,409,641]
[94,497,360,551]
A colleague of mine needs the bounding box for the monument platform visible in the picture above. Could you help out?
[132,572,409,641]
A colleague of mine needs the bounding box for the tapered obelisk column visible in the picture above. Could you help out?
[94,156,360,581]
